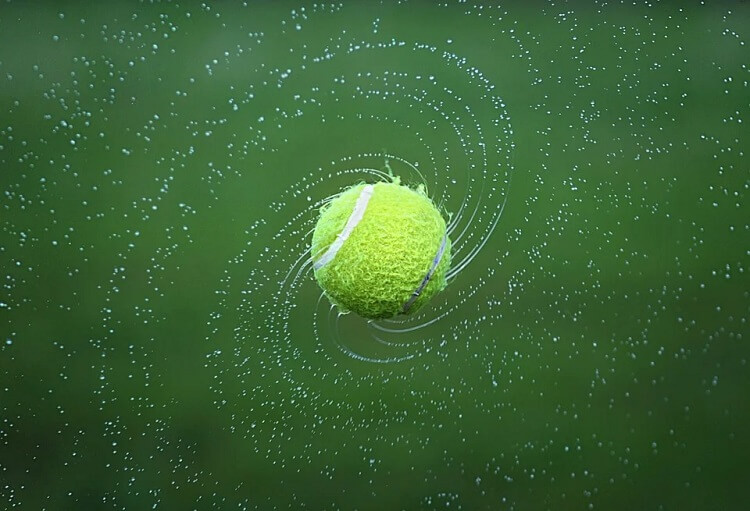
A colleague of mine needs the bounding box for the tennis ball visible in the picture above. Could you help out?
[311,178,451,319]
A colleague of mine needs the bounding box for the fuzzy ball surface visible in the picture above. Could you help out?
[311,179,451,319]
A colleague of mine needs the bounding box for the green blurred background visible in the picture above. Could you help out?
[1,2,748,510]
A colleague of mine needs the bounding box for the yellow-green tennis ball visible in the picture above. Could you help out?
[311,179,451,320]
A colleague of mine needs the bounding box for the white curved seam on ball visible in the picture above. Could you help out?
[313,184,374,271]
[403,232,447,313]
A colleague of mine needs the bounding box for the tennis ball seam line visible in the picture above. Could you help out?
[313,184,374,270]
[402,231,448,313]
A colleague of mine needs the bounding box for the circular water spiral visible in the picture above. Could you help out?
[205,10,514,375]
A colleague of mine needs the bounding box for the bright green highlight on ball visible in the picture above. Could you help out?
[311,178,451,319]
